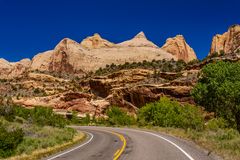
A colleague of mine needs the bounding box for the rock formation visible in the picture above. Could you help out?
[89,68,198,113]
[0,31,199,79]
[117,31,158,48]
[31,33,176,74]
[209,24,240,56]
[0,58,31,79]
[80,33,115,49]
[13,92,110,117]
[161,35,197,62]
[31,38,97,74]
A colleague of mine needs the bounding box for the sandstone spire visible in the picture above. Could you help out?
[161,35,197,62]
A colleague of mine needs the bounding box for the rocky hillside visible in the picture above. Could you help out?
[209,24,240,56]
[1,59,198,117]
[1,25,240,117]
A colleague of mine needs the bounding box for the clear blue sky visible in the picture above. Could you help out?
[0,0,239,61]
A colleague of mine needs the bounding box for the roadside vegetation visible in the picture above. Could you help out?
[74,95,240,159]
[0,104,83,159]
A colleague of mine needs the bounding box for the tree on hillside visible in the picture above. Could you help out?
[191,61,240,131]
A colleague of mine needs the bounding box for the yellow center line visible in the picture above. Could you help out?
[111,131,127,160]
[114,149,120,156]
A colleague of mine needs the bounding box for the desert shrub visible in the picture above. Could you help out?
[94,59,187,76]
[0,126,24,158]
[214,128,240,141]
[219,50,225,56]
[78,114,91,125]
[138,97,204,130]
[188,59,200,65]
[14,105,31,120]
[0,105,15,121]
[30,106,68,128]
[106,106,136,126]
[206,118,228,131]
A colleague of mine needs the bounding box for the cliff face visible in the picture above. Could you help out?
[209,25,240,56]
[31,38,93,74]
[161,35,197,62]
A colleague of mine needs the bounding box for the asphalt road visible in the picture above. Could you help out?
[45,126,221,160]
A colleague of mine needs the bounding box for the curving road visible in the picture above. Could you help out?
[45,126,220,160]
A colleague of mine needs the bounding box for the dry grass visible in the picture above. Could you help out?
[6,131,85,160]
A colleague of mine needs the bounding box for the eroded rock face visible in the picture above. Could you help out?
[161,35,197,62]
[13,92,110,117]
[0,58,31,79]
[90,69,154,98]
[31,38,92,74]
[89,68,196,113]
[209,25,240,55]
[80,33,115,49]
[107,85,194,112]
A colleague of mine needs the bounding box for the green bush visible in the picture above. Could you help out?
[106,106,136,126]
[191,61,240,131]
[138,97,204,130]
[30,106,68,128]
[14,105,31,120]
[0,126,24,158]
[79,114,91,125]
[0,105,67,128]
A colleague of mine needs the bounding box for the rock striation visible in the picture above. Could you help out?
[209,25,240,56]
[161,35,197,62]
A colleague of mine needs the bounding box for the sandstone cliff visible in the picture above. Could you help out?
[31,38,98,74]
[209,25,240,56]
[161,35,197,62]
[0,58,31,79]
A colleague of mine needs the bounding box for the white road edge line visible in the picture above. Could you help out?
[47,132,94,160]
[121,128,195,160]
[142,131,195,160]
